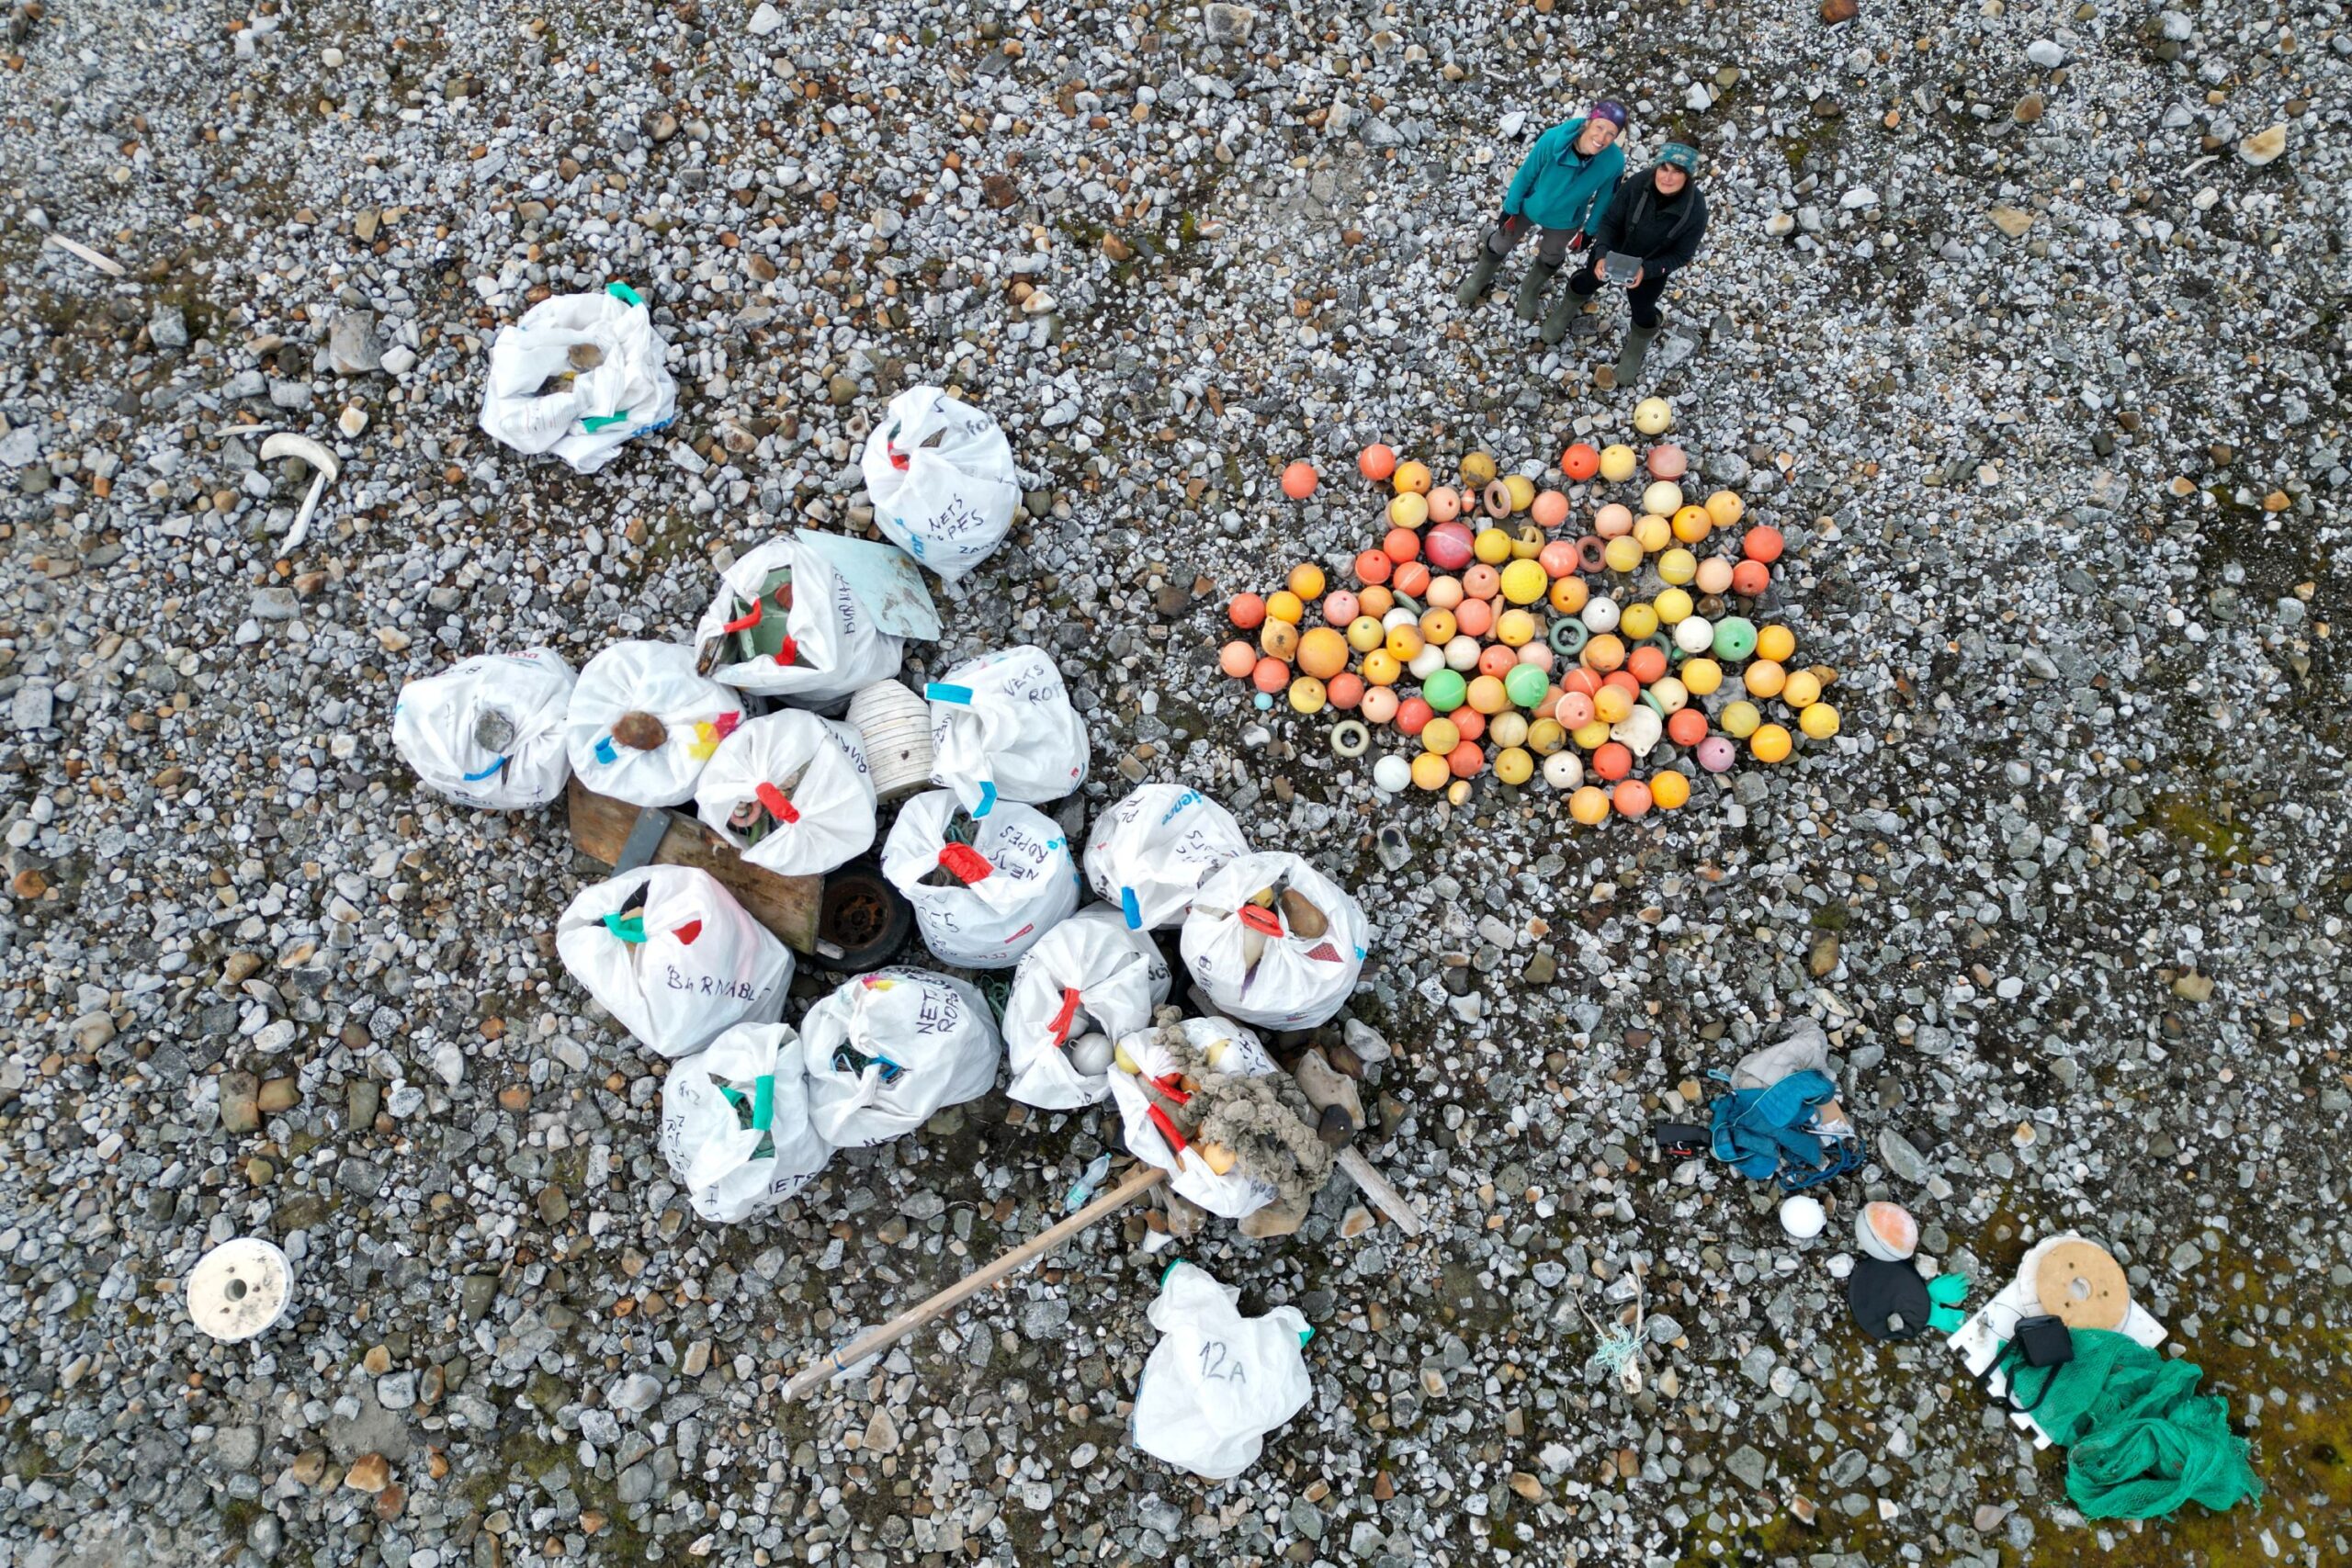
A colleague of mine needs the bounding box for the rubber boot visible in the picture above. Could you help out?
[1539,291,1577,347]
[1454,249,1502,308]
[1616,324,1661,385]
[1514,260,1559,323]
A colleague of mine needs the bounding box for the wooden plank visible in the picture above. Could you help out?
[566,778,822,953]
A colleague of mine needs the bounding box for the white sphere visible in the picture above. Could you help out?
[1642,480,1685,519]
[1408,644,1447,681]
[1779,1195,1826,1240]
[1443,635,1483,671]
[1068,1032,1114,1077]
[1674,615,1715,654]
[1373,755,1413,793]
[1382,605,1419,633]
[1581,596,1622,634]
[1649,677,1689,714]
[1542,750,1584,790]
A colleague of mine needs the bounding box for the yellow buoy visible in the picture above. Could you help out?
[1720,700,1761,739]
[1570,719,1611,750]
[1347,615,1385,652]
[1549,576,1589,615]
[1528,717,1566,754]
[1474,526,1514,565]
[1750,723,1792,763]
[1657,550,1698,588]
[1460,451,1498,488]
[1598,445,1638,483]
[1799,702,1840,739]
[1653,586,1693,624]
[1288,676,1327,714]
[1393,460,1432,496]
[1671,504,1713,544]
[1755,625,1796,664]
[1410,751,1451,791]
[1634,397,1673,435]
[1265,590,1304,624]
[1495,746,1533,784]
[1744,660,1787,700]
[1633,513,1673,554]
[1703,490,1744,528]
[1421,716,1461,756]
[1650,770,1691,809]
[1619,602,1659,642]
[1602,536,1644,574]
[1781,670,1823,709]
[1496,608,1538,647]
[1569,785,1611,825]
[1388,491,1429,529]
[1362,648,1402,685]
[1499,558,1547,605]
[1489,712,1530,750]
[1681,657,1723,696]
[1503,473,1537,513]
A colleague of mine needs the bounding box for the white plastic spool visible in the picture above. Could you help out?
[187,1237,296,1342]
[845,680,933,803]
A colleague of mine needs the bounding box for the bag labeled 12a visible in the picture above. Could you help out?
[694,710,877,878]
[926,645,1089,815]
[1132,1260,1314,1481]
[1001,907,1171,1109]
[858,386,1021,582]
[565,641,745,807]
[690,537,904,707]
[798,968,1001,1146]
[1180,852,1368,1029]
[477,283,679,474]
[555,865,792,1058]
[392,649,576,810]
[1083,784,1250,930]
[881,791,1080,968]
[659,1022,832,1223]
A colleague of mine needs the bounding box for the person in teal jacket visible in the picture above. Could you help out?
[1455,102,1628,325]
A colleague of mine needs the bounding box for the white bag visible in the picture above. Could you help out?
[1106,1015,1283,1218]
[858,386,1021,582]
[799,967,1001,1146]
[1132,1260,1314,1481]
[881,791,1080,969]
[1180,852,1369,1030]
[1084,784,1250,931]
[694,710,877,878]
[1001,907,1172,1110]
[659,1022,832,1223]
[555,866,792,1058]
[690,537,905,706]
[391,649,575,810]
[926,645,1089,814]
[565,641,746,807]
[477,283,679,473]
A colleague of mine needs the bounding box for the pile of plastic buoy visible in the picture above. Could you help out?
[1216,401,1840,820]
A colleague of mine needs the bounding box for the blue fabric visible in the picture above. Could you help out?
[1710,1069,1838,1180]
[1501,119,1627,235]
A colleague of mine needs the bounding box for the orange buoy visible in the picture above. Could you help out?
[1561,443,1600,481]
[1227,592,1266,630]
[1281,460,1318,500]
[1219,641,1256,678]
[1359,444,1397,482]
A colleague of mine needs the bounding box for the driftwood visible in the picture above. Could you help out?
[566,779,822,953]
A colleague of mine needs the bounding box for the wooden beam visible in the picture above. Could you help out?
[565,779,823,953]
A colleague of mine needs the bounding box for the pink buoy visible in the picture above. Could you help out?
[1539,540,1579,578]
[1530,491,1569,530]
[1645,445,1688,480]
[1555,692,1595,728]
[1516,643,1555,674]
[1424,521,1476,572]
[1594,503,1634,538]
[1697,735,1736,773]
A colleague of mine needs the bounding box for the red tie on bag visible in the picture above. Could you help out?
[755,784,800,825]
[1238,905,1283,937]
[936,843,992,885]
[1046,987,1084,1047]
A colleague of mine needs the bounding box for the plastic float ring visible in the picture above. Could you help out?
[1549,619,1590,656]
[1329,719,1371,758]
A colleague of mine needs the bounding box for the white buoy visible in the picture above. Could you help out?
[1779,1195,1826,1241]
[187,1237,295,1342]
[845,679,933,803]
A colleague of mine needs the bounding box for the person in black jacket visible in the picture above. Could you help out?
[1545,142,1710,386]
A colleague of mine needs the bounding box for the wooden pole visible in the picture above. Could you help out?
[783,1163,1167,1402]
